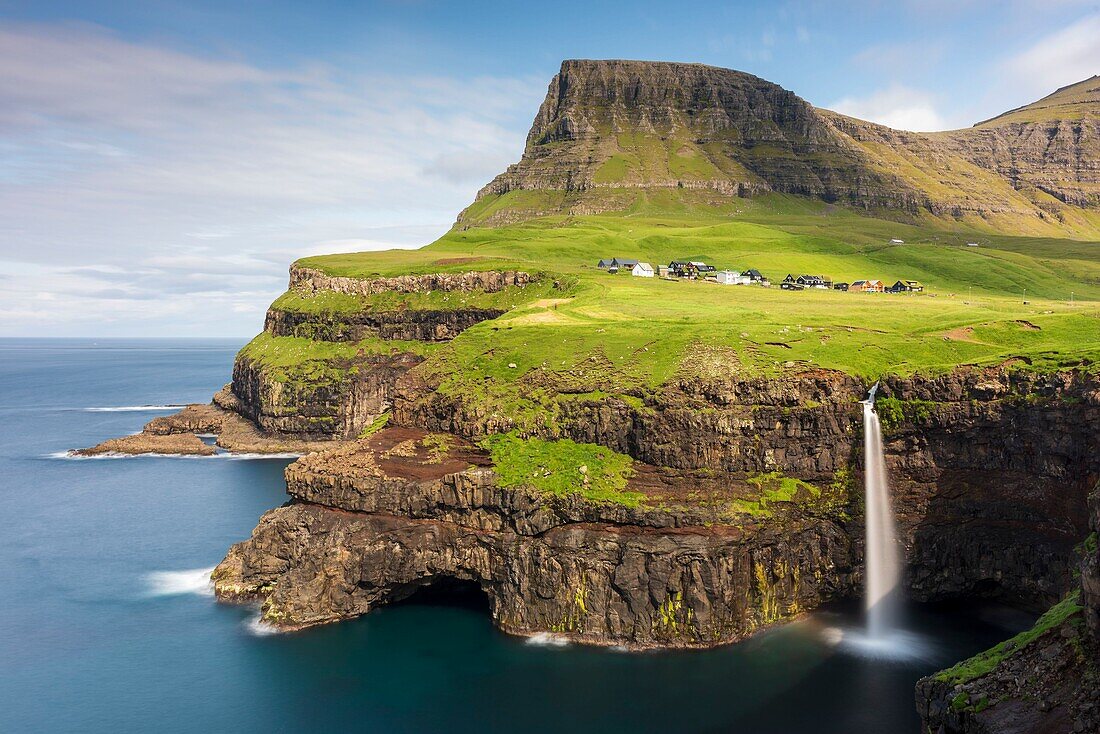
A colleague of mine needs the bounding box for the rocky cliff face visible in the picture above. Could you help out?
[459,60,1099,227]
[214,360,1100,649]
[214,427,855,647]
[398,364,1100,609]
[916,483,1100,734]
[264,306,505,342]
[939,76,1100,209]
[225,268,537,439]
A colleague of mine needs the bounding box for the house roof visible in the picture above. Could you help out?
[634,262,653,270]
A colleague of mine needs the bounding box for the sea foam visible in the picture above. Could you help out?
[145,567,216,598]
[524,632,571,647]
[83,405,186,412]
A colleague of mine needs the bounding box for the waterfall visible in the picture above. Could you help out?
[862,383,901,638]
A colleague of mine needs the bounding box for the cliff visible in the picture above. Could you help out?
[459,60,1100,230]
[212,363,1100,649]
[916,484,1100,734]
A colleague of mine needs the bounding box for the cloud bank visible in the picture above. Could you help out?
[0,22,542,336]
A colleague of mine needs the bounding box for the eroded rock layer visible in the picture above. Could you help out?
[213,428,855,648]
[916,484,1100,734]
[400,365,1100,609]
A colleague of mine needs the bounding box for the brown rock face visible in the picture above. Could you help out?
[231,351,423,438]
[289,266,532,296]
[214,429,855,648]
[264,306,505,342]
[914,484,1100,734]
[398,366,1100,609]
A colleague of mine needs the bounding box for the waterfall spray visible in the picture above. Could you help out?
[862,383,901,638]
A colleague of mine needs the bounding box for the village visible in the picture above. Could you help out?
[595,257,925,294]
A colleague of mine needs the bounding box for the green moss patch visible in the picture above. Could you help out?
[482,432,643,507]
[935,591,1083,685]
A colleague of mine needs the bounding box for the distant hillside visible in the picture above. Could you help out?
[459,60,1100,234]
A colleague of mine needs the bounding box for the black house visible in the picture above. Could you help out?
[744,269,765,282]
[669,260,695,277]
[795,274,830,288]
[833,282,850,291]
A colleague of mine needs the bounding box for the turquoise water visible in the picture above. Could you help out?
[0,339,1032,733]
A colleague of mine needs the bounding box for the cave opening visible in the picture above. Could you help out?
[389,576,491,614]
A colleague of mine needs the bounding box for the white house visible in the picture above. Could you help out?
[716,270,751,285]
[890,238,905,244]
[966,242,980,247]
[631,262,655,278]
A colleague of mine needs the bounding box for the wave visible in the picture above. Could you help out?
[144,567,216,597]
[83,405,186,412]
[244,615,279,636]
[524,632,571,648]
[46,450,302,461]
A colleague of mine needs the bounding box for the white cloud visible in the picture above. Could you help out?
[1003,13,1100,97]
[0,22,544,336]
[829,84,947,131]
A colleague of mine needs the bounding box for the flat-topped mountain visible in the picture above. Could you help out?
[461,59,1100,231]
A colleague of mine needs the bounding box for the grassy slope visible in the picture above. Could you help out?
[297,194,1099,389]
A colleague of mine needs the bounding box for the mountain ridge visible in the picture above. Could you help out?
[459,59,1100,232]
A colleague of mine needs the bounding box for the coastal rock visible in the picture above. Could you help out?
[75,431,215,457]
[213,428,855,647]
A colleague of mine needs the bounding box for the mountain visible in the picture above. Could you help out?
[460,60,1100,232]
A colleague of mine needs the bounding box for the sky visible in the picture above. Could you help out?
[1,0,1098,337]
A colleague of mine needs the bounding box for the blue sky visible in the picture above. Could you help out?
[1,0,1098,336]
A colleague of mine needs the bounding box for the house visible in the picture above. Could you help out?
[669,260,697,278]
[890,238,905,244]
[780,281,805,291]
[966,242,980,247]
[744,268,766,283]
[612,258,639,269]
[716,270,751,285]
[833,282,850,291]
[850,279,885,293]
[888,280,924,293]
[607,266,619,274]
[690,261,716,274]
[632,262,655,278]
[657,266,671,278]
[597,258,614,269]
[796,274,830,289]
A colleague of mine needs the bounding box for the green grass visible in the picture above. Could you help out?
[482,432,643,506]
[935,591,1083,685]
[249,192,1100,430]
[734,472,822,516]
